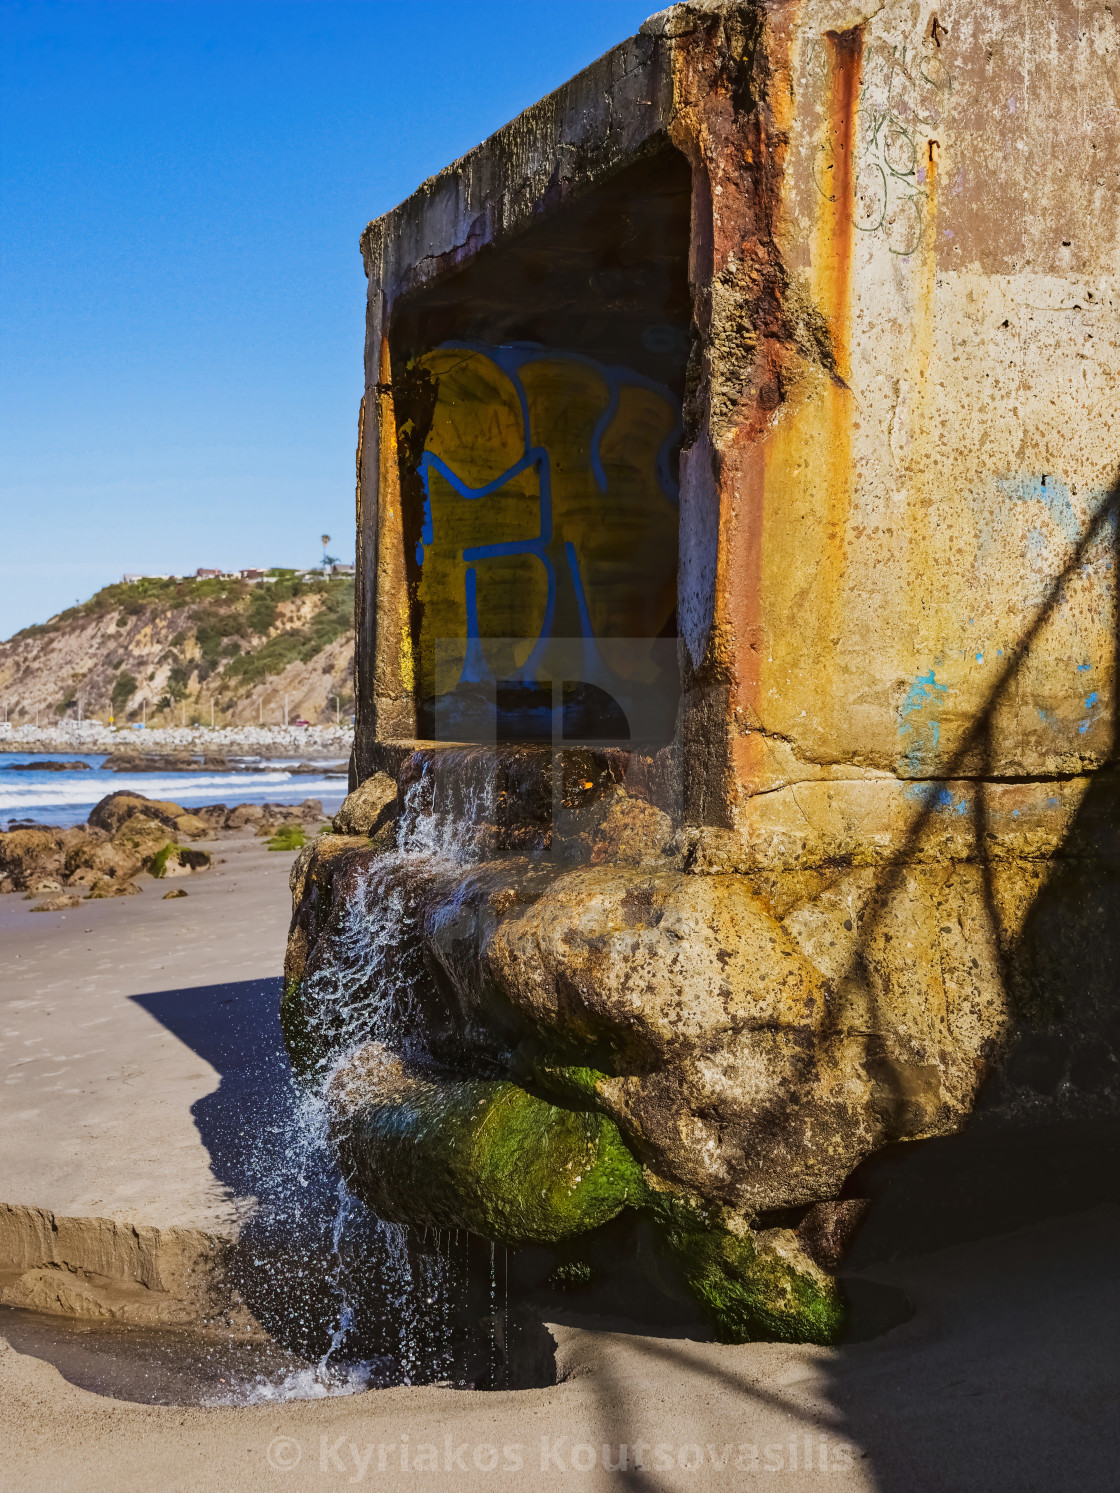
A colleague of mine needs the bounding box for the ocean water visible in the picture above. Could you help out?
[0,753,349,829]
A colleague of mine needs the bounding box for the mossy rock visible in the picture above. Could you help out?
[148,843,211,878]
[520,1060,610,1110]
[331,1044,647,1246]
[113,814,175,858]
[651,1193,846,1345]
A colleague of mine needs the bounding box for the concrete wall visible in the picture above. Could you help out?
[357,0,1118,841]
[671,0,1119,857]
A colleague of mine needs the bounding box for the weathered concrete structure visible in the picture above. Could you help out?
[286,0,1120,1342]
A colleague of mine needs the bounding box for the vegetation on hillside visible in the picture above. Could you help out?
[1,569,356,727]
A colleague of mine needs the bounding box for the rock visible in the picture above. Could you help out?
[64,836,143,884]
[31,894,82,912]
[651,1192,845,1345]
[172,813,210,840]
[481,867,842,1210]
[26,878,63,895]
[192,804,229,829]
[795,1199,869,1272]
[87,878,141,898]
[162,888,188,899]
[149,845,211,879]
[0,827,87,891]
[330,1042,646,1245]
[111,814,176,862]
[245,801,327,835]
[100,752,237,772]
[587,791,674,866]
[289,820,1030,1225]
[282,835,373,999]
[333,773,397,835]
[3,760,91,772]
[88,792,185,834]
[224,803,264,828]
[253,808,299,834]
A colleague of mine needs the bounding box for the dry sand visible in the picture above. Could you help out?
[0,833,292,1233]
[0,836,1116,1491]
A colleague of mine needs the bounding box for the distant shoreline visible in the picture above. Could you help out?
[0,722,354,761]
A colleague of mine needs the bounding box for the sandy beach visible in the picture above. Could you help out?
[1,831,1116,1491]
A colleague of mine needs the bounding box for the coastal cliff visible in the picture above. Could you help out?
[0,572,354,729]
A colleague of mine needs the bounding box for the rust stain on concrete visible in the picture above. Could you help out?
[814,25,864,377]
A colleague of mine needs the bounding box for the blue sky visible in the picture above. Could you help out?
[0,0,655,639]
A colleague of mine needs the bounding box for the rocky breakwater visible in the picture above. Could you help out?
[282,747,1120,1345]
[0,722,354,759]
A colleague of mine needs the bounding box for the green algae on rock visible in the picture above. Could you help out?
[147,843,211,878]
[330,1044,647,1246]
[651,1194,846,1346]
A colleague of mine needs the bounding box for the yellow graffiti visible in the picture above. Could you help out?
[413,344,679,703]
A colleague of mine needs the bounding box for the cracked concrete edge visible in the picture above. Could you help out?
[676,771,1107,871]
[0,1203,261,1335]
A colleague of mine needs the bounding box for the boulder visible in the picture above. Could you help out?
[224,803,264,829]
[87,878,142,898]
[479,862,1013,1214]
[171,813,210,840]
[333,773,397,836]
[330,1042,646,1245]
[64,837,143,884]
[4,760,91,772]
[149,845,211,879]
[111,814,176,862]
[651,1193,845,1345]
[31,894,82,912]
[243,801,327,835]
[25,878,63,896]
[88,792,185,835]
[587,791,673,866]
[0,828,66,890]
[192,804,229,829]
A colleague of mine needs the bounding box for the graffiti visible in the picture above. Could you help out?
[808,30,953,255]
[898,665,949,772]
[411,343,680,738]
[996,474,1082,547]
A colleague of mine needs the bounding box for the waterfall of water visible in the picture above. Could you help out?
[245,755,515,1395]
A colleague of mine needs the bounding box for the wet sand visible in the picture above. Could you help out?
[0,1205,1115,1491]
[1,838,1117,1490]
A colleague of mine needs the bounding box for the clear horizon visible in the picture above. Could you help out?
[0,0,654,640]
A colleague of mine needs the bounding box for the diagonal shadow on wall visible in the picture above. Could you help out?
[831,472,1120,1219]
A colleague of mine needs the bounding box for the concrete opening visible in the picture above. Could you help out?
[387,143,691,746]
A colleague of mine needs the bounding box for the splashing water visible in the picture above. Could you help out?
[225,757,515,1399]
